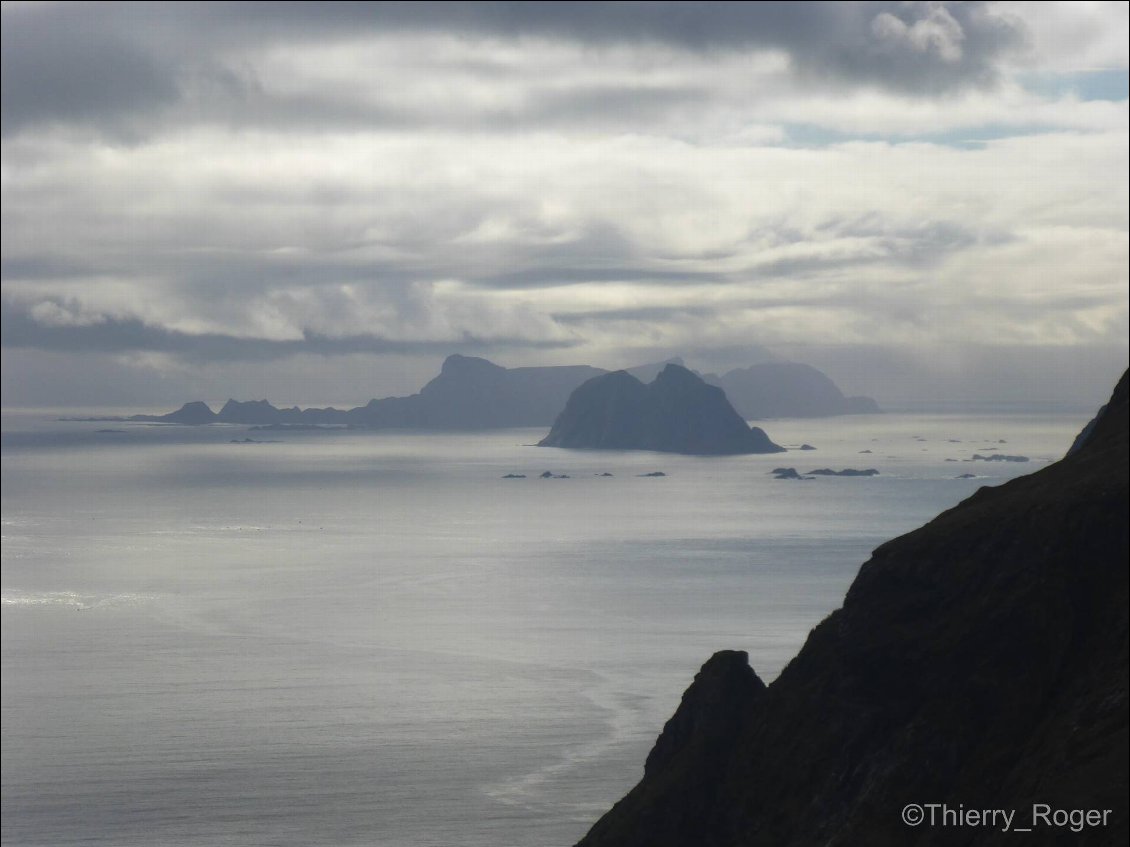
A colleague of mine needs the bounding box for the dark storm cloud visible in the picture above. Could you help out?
[0,12,180,137]
[189,0,1024,91]
[1,2,1026,137]
[0,298,575,361]
[0,256,99,282]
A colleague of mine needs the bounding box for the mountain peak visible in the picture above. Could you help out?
[539,365,784,455]
[440,354,505,376]
[216,398,282,424]
[158,401,217,424]
[653,362,700,385]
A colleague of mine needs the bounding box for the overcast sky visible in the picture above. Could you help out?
[2,1,1127,410]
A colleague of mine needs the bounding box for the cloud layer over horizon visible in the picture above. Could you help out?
[2,1,1127,408]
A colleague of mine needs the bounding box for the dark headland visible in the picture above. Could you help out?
[538,364,785,455]
[576,370,1128,846]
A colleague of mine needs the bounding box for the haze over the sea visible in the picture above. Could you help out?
[2,2,1127,410]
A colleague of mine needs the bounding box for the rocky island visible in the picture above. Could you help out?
[112,354,878,430]
[577,370,1128,846]
[538,364,784,455]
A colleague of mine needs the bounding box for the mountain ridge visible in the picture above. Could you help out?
[120,354,880,428]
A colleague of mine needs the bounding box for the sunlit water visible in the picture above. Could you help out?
[1,411,1085,846]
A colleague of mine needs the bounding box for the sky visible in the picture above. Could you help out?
[2,1,1127,411]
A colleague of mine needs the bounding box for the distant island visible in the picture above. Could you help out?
[538,364,784,455]
[575,370,1128,846]
[94,353,880,430]
[705,360,880,419]
[124,354,604,429]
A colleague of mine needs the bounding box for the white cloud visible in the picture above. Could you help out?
[999,1,1129,71]
[872,5,966,63]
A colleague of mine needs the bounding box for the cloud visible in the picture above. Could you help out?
[871,5,966,63]
[0,9,180,138]
[241,1,1026,94]
[4,3,1119,147]
[0,296,576,362]
[1,2,1031,139]
[1,3,1126,408]
[1000,1,1129,72]
[4,125,1124,351]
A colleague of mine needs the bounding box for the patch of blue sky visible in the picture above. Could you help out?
[782,123,1064,150]
[1019,69,1128,102]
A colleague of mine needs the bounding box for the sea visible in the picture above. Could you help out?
[1,409,1088,847]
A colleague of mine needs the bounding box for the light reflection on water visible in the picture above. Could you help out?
[1,413,1083,845]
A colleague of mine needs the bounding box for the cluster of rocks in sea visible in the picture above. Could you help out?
[772,467,879,480]
[502,470,666,479]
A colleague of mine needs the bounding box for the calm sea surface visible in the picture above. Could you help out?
[1,411,1085,846]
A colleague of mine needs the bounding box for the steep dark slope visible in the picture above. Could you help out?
[579,371,1128,846]
[539,364,784,455]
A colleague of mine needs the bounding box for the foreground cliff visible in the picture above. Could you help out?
[539,365,784,455]
[579,371,1128,846]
